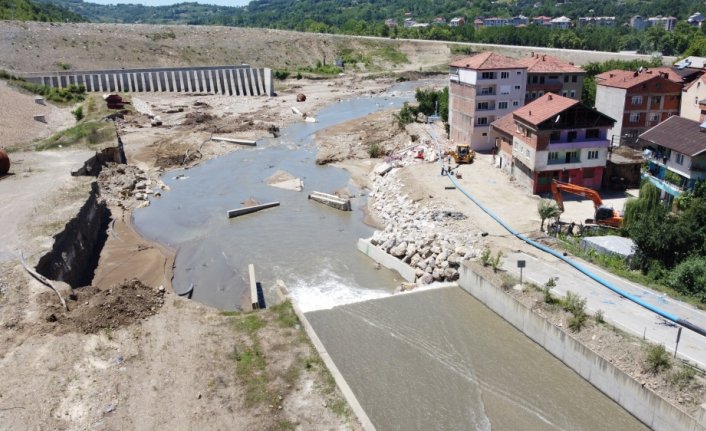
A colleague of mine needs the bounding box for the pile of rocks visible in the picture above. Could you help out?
[368,168,478,284]
[98,163,168,208]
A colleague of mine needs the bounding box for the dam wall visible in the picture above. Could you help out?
[457,262,706,431]
[22,65,274,96]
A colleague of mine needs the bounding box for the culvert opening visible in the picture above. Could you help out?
[35,182,112,288]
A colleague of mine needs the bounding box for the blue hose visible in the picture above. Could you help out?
[437,139,706,338]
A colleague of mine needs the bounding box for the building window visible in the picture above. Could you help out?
[585,129,599,139]
[696,96,699,105]
[498,101,508,109]
[587,150,599,159]
[629,113,640,123]
[548,152,559,161]
[532,76,539,84]
[540,76,545,84]
[570,90,576,98]
[482,132,488,136]
[676,153,684,165]
[530,92,536,99]
[478,102,489,110]
[512,100,520,107]
[480,87,494,95]
[564,75,569,83]
[501,71,509,79]
[538,91,544,97]
[649,113,660,123]
[631,96,643,105]
[572,75,577,83]
[477,117,488,125]
[481,71,496,79]
[550,131,561,142]
[514,85,521,90]
[562,91,567,97]
[651,95,662,106]
[567,131,578,142]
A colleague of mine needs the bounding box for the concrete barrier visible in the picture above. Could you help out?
[227,202,279,219]
[357,238,416,282]
[308,191,351,211]
[22,65,274,97]
[457,262,706,431]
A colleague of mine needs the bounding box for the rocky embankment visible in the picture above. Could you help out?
[368,167,479,284]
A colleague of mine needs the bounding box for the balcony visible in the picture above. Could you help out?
[548,156,581,165]
[641,171,683,197]
[548,139,609,150]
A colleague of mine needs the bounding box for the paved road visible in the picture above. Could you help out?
[502,252,706,368]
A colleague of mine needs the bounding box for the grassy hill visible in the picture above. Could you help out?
[0,0,84,21]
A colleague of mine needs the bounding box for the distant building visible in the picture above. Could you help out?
[403,18,416,28]
[594,68,683,146]
[511,15,529,26]
[688,12,705,28]
[639,116,706,199]
[448,52,527,151]
[432,17,447,25]
[532,16,552,26]
[680,73,706,122]
[517,53,585,102]
[473,18,484,29]
[483,17,510,27]
[549,16,572,29]
[630,15,648,30]
[491,93,615,193]
[450,17,466,27]
[577,16,616,27]
[385,19,397,28]
[411,23,430,28]
[647,15,677,31]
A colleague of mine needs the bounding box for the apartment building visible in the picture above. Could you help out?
[449,52,527,151]
[491,93,615,193]
[517,53,585,102]
[594,67,682,146]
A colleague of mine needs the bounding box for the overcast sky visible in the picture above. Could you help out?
[87,0,250,6]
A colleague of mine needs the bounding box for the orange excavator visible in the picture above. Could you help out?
[550,180,623,228]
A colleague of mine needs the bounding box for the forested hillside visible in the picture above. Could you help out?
[37,0,706,56]
[1,0,84,21]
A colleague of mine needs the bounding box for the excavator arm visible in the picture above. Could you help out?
[550,180,604,211]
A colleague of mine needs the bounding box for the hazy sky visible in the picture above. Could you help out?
[87,0,250,6]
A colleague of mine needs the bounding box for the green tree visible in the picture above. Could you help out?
[537,199,562,232]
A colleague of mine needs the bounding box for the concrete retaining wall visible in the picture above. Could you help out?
[22,65,274,96]
[357,238,416,282]
[457,262,706,431]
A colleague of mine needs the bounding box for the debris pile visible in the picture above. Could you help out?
[98,163,168,208]
[368,168,478,284]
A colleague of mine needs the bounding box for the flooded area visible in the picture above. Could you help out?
[306,286,648,431]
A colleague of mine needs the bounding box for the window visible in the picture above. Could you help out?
[564,75,569,83]
[550,131,561,142]
[562,91,567,97]
[481,71,496,79]
[567,131,577,142]
[631,96,643,105]
[587,150,599,159]
[651,95,662,106]
[517,71,522,75]
[512,100,520,107]
[649,113,660,122]
[530,92,536,99]
[572,75,577,83]
[570,90,576,98]
[540,76,545,84]
[538,91,544,97]
[532,76,538,84]
[477,117,488,125]
[548,152,559,161]
[478,102,489,110]
[501,71,510,79]
[480,87,494,95]
[498,101,508,109]
[585,129,599,139]
[514,85,521,90]
[676,153,684,165]
[629,113,640,123]
[696,96,699,105]
[482,132,488,136]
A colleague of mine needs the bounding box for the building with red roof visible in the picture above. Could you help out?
[449,52,527,151]
[491,93,615,193]
[517,53,585,102]
[594,67,683,146]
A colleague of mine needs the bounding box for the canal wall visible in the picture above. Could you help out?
[21,65,274,96]
[457,261,706,431]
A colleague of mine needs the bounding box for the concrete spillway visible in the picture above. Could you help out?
[22,65,273,96]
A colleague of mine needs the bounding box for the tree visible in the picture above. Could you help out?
[537,199,561,232]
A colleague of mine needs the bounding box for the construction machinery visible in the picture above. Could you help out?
[550,180,623,228]
[449,143,475,164]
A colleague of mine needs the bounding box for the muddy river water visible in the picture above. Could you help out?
[134,83,648,430]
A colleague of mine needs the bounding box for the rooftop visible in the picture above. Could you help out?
[512,93,578,126]
[516,53,584,74]
[595,67,683,89]
[449,51,525,70]
[490,111,516,136]
[639,116,706,157]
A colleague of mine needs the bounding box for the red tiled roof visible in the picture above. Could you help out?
[595,67,683,89]
[449,51,525,70]
[491,112,516,135]
[516,53,584,74]
[513,93,579,126]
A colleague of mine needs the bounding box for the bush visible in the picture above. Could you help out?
[568,311,588,332]
[367,143,384,158]
[393,102,415,129]
[72,106,84,121]
[480,248,492,266]
[273,69,290,80]
[668,366,696,389]
[542,277,557,304]
[668,256,706,302]
[562,291,586,316]
[490,251,503,272]
[594,309,605,324]
[644,344,671,374]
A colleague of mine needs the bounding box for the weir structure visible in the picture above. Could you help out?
[21,65,274,97]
